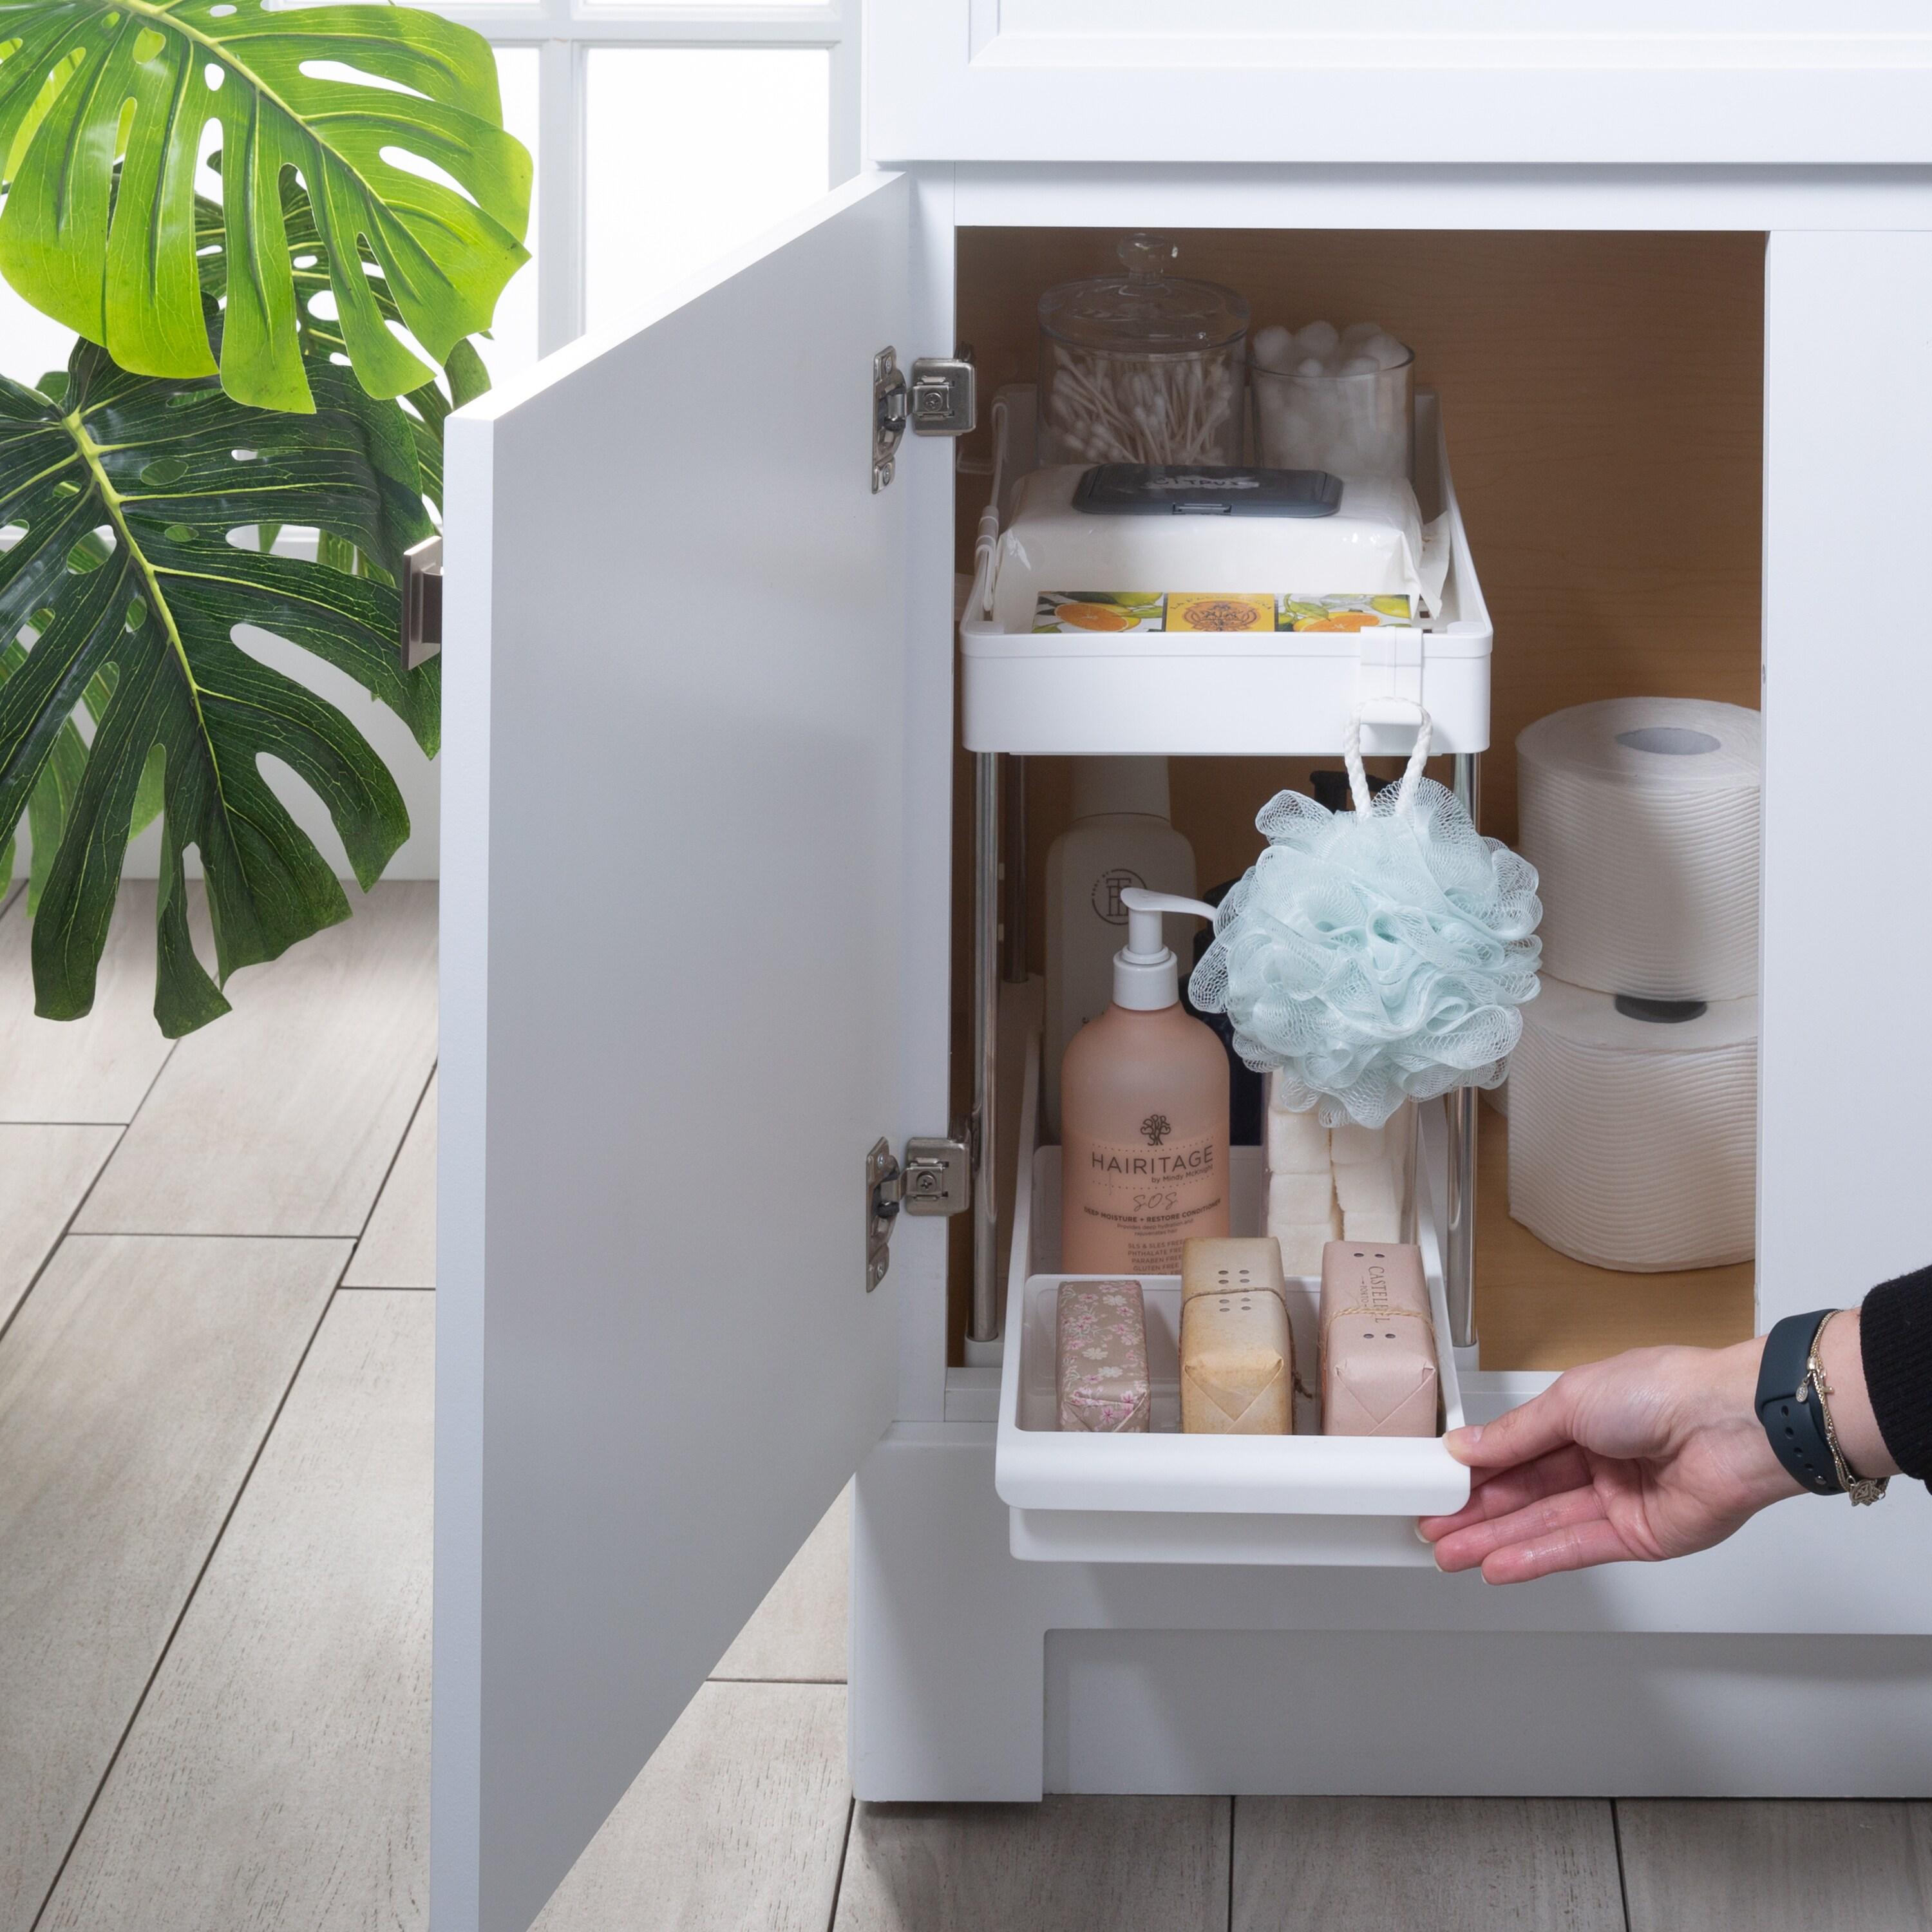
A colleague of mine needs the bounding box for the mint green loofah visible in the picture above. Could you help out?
[1188,756,1542,1130]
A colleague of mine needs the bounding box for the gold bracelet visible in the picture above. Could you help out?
[1805,1311,1889,1508]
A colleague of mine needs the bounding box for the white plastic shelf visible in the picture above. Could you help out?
[960,389,1491,759]
[993,1072,1470,1567]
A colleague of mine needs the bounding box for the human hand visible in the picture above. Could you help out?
[1418,1340,1802,1584]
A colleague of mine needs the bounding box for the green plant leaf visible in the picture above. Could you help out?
[0,0,531,412]
[0,320,439,1034]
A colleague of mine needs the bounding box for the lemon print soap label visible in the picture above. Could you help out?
[1034,591,1415,634]
[1034,592,1166,634]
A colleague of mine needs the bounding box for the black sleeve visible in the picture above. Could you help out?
[1860,1263,1932,1486]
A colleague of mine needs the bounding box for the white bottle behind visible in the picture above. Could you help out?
[1044,757,1197,1141]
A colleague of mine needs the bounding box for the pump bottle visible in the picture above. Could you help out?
[1060,889,1231,1276]
[1042,758,1197,1142]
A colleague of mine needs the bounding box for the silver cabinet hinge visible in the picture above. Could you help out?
[873,347,978,493]
[865,1132,971,1290]
[401,533,442,670]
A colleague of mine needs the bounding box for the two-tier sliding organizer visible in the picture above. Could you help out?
[958,385,1492,1558]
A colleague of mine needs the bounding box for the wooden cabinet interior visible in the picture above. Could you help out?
[949,227,1766,1370]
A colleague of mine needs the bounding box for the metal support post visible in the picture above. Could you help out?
[1446,751,1481,1350]
[971,751,1001,1344]
[1001,756,1028,985]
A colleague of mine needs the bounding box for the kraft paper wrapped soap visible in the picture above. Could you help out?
[1056,1280,1151,1432]
[1179,1238,1292,1435]
[1319,1240,1439,1437]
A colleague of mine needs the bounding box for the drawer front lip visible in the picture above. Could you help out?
[1007,1506,1442,1568]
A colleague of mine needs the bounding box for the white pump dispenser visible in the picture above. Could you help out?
[1113,888,1220,1011]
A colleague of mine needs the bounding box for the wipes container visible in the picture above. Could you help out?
[1038,233,1249,467]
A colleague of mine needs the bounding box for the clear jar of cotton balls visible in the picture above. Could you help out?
[1250,321,1415,484]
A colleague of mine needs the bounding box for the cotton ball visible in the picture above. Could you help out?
[1294,356,1325,377]
[1340,320,1381,346]
[1252,324,1293,371]
[1296,319,1339,357]
[1340,355,1378,376]
[1363,333,1409,370]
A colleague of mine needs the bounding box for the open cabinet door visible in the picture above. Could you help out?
[433,173,912,1932]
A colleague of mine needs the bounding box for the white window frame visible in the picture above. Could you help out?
[439,1,858,356]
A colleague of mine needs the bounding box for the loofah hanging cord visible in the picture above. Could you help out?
[1341,699,1434,817]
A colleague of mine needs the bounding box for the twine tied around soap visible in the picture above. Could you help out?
[1321,1303,1436,1343]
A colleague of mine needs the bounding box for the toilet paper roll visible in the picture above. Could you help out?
[1507,977,1756,1272]
[1517,699,1760,1002]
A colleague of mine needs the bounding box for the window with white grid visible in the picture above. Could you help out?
[0,8,851,397]
[417,3,855,380]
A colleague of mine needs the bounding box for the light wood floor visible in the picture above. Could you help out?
[3,882,1928,1931]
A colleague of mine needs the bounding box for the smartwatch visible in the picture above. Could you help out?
[1754,1309,1844,1497]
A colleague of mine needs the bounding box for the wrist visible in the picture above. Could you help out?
[1815,1307,1899,1481]
[1705,1336,1809,1508]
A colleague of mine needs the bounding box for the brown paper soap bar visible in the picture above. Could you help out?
[1057,1280,1151,1432]
[1179,1238,1292,1435]
[1319,1240,1439,1437]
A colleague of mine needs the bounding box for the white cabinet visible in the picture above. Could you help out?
[433,113,1932,1932]
[867,3,1932,167]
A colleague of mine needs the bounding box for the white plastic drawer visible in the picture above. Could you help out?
[960,390,1492,759]
[994,1111,1468,1567]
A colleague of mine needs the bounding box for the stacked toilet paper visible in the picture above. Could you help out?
[1510,698,1761,1270]
[1508,980,1757,1271]
[1265,1074,1411,1273]
[1518,698,1760,1003]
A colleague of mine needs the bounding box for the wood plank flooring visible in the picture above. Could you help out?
[75,883,438,1238]
[343,1074,438,1289]
[835,1797,1231,1932]
[3,879,1929,1932]
[39,1291,435,1932]
[0,1123,119,1332]
[0,1234,347,1932]
[1618,1800,1932,1932]
[0,882,178,1124]
[1231,1797,1625,1932]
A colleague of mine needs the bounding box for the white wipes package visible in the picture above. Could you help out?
[990,466,1429,636]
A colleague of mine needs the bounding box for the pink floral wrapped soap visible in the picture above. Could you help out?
[1056,1280,1151,1432]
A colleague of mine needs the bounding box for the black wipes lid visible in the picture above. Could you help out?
[1074,464,1343,518]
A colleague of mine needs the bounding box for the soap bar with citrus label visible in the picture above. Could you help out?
[1179,1238,1293,1435]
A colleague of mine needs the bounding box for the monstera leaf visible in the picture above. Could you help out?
[0,0,529,411]
[0,311,439,1034]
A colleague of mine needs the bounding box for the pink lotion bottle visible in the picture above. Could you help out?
[1061,889,1231,1276]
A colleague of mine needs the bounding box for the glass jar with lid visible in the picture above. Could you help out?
[1037,234,1250,468]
